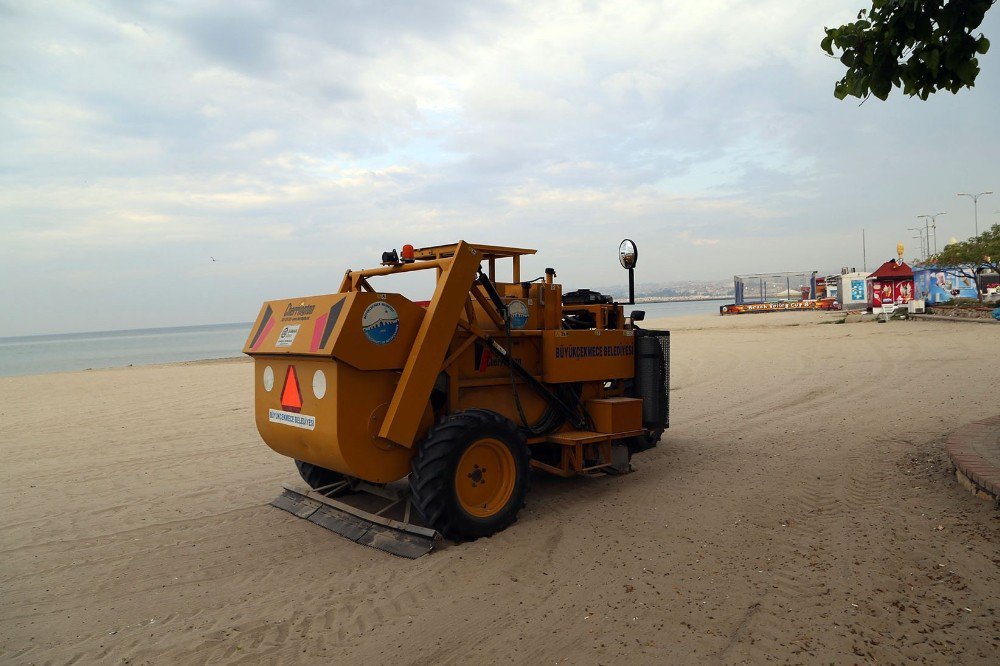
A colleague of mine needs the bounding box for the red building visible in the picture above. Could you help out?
[867,259,914,310]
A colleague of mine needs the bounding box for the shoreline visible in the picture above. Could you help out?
[0,355,251,381]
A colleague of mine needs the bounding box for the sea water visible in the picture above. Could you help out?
[629,299,725,319]
[0,322,253,378]
[0,300,725,378]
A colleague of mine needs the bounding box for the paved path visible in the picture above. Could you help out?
[946,415,1000,502]
[911,313,998,325]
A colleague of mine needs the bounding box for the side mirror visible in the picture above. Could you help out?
[619,238,638,304]
[619,239,638,269]
[630,310,645,321]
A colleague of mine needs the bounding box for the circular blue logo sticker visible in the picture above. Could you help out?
[362,301,399,345]
[508,299,529,329]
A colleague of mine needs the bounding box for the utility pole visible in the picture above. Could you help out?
[908,227,926,261]
[917,212,945,256]
[957,191,993,236]
[862,228,866,272]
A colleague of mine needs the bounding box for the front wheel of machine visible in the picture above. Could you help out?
[294,460,355,496]
[409,409,529,541]
[627,428,663,455]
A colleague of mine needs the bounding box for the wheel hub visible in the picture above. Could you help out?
[454,437,516,517]
[467,464,486,486]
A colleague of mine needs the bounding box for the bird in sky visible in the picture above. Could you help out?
[210,256,217,262]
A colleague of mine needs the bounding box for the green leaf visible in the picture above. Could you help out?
[851,74,869,97]
[977,36,990,54]
[926,49,940,76]
[955,59,977,84]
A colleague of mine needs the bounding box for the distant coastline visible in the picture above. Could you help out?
[614,296,732,304]
[0,301,728,378]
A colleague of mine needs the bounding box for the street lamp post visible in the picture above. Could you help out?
[917,212,946,256]
[957,191,993,236]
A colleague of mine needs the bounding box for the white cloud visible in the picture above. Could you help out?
[0,0,998,335]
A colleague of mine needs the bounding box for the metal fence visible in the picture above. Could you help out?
[733,271,819,305]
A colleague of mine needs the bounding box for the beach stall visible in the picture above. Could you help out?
[913,266,979,304]
[826,270,870,310]
[867,257,914,312]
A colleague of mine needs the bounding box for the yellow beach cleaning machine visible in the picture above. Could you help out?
[244,241,669,557]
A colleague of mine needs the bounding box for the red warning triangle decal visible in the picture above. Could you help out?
[280,365,303,413]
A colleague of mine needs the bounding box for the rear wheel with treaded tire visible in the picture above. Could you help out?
[409,409,530,541]
[622,376,664,454]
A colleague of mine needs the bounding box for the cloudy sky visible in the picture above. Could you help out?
[2,0,998,336]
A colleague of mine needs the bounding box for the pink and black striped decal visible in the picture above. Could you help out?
[249,305,275,351]
[310,300,345,352]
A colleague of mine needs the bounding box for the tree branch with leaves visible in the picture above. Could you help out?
[822,0,994,101]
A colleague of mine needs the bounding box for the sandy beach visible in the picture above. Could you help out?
[2,312,997,664]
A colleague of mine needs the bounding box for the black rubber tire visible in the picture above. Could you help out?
[294,460,354,496]
[622,376,663,454]
[628,428,663,454]
[410,409,530,541]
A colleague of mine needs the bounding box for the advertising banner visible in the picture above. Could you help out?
[850,279,865,301]
[872,281,882,308]
[879,282,894,305]
[719,298,837,315]
[893,280,914,304]
[915,268,979,303]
